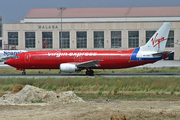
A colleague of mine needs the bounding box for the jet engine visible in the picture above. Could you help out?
[60,63,81,72]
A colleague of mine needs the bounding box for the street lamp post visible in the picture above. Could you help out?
[57,7,66,51]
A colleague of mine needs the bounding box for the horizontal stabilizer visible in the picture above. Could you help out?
[152,51,174,56]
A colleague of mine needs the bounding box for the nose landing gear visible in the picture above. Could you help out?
[22,71,26,75]
[86,69,94,76]
[16,68,26,75]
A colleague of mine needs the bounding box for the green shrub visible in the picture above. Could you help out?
[108,90,112,95]
[171,91,174,95]
[2,85,13,91]
[31,99,43,103]
[114,88,118,95]
[98,91,103,96]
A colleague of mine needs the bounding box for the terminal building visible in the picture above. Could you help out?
[2,7,180,59]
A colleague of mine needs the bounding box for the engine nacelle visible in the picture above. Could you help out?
[60,63,80,72]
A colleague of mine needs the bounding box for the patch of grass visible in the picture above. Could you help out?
[155,91,159,95]
[1,76,180,103]
[171,90,174,95]
[97,91,103,96]
[1,76,180,101]
[76,92,180,101]
[1,67,180,74]
[0,77,180,93]
[113,87,118,95]
[76,93,100,100]
[31,99,44,103]
[126,111,180,120]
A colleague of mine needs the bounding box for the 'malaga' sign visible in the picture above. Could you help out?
[38,25,58,29]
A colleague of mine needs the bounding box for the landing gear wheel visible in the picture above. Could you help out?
[89,70,94,76]
[86,71,90,75]
[86,69,94,76]
[22,71,26,75]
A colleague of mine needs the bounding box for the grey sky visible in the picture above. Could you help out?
[0,0,180,23]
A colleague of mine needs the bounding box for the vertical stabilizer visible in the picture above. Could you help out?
[140,22,171,52]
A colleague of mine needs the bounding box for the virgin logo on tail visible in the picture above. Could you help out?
[151,33,167,48]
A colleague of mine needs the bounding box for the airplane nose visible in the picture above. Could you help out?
[5,59,17,67]
[5,59,12,66]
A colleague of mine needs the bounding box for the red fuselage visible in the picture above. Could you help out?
[6,49,157,70]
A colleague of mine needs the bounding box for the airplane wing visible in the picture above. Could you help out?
[76,60,102,68]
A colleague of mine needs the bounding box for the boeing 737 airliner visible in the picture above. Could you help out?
[5,22,172,75]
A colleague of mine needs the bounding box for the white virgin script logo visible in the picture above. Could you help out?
[48,52,97,57]
[151,33,167,48]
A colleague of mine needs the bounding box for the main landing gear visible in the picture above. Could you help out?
[86,69,94,76]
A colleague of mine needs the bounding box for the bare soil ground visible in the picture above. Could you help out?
[1,85,180,120]
[1,100,180,120]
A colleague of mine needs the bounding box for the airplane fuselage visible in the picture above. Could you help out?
[6,49,162,70]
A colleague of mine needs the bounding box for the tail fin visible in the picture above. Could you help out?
[140,22,171,52]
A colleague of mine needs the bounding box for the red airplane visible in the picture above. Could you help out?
[5,22,172,75]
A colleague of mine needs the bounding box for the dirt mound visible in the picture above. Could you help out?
[0,85,85,105]
[11,85,23,94]
[110,113,126,120]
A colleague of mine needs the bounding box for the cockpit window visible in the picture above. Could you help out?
[12,56,20,59]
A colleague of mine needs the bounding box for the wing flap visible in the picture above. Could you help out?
[76,60,102,68]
